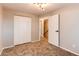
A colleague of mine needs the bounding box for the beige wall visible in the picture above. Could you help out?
[39,4,79,54]
[2,7,39,48]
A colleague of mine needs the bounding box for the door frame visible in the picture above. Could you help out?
[58,14,60,46]
[39,17,48,41]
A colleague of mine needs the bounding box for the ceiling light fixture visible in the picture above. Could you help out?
[33,3,48,11]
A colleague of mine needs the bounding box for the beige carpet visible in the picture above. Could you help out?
[1,39,76,56]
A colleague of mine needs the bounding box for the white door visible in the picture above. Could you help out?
[48,14,59,46]
[14,16,31,45]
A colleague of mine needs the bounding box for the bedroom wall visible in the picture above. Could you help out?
[39,4,79,54]
[2,7,39,48]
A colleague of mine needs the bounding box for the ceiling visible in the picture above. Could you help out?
[1,3,68,16]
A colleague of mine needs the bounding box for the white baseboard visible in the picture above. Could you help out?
[3,45,14,50]
[60,46,79,56]
[0,45,14,55]
[49,42,79,56]
[31,40,40,43]
[39,35,44,41]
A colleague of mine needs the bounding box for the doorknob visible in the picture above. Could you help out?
[56,30,59,32]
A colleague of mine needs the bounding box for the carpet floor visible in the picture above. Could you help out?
[1,39,76,56]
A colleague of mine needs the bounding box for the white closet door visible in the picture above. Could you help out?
[14,16,31,45]
[48,14,59,46]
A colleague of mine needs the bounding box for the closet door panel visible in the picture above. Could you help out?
[14,16,31,45]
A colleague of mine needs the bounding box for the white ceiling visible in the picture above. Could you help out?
[1,3,68,16]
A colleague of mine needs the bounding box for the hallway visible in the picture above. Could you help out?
[1,38,76,56]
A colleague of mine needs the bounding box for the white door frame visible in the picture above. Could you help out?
[39,17,48,40]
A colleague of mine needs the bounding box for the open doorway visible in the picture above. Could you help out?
[39,18,48,42]
[44,19,48,42]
